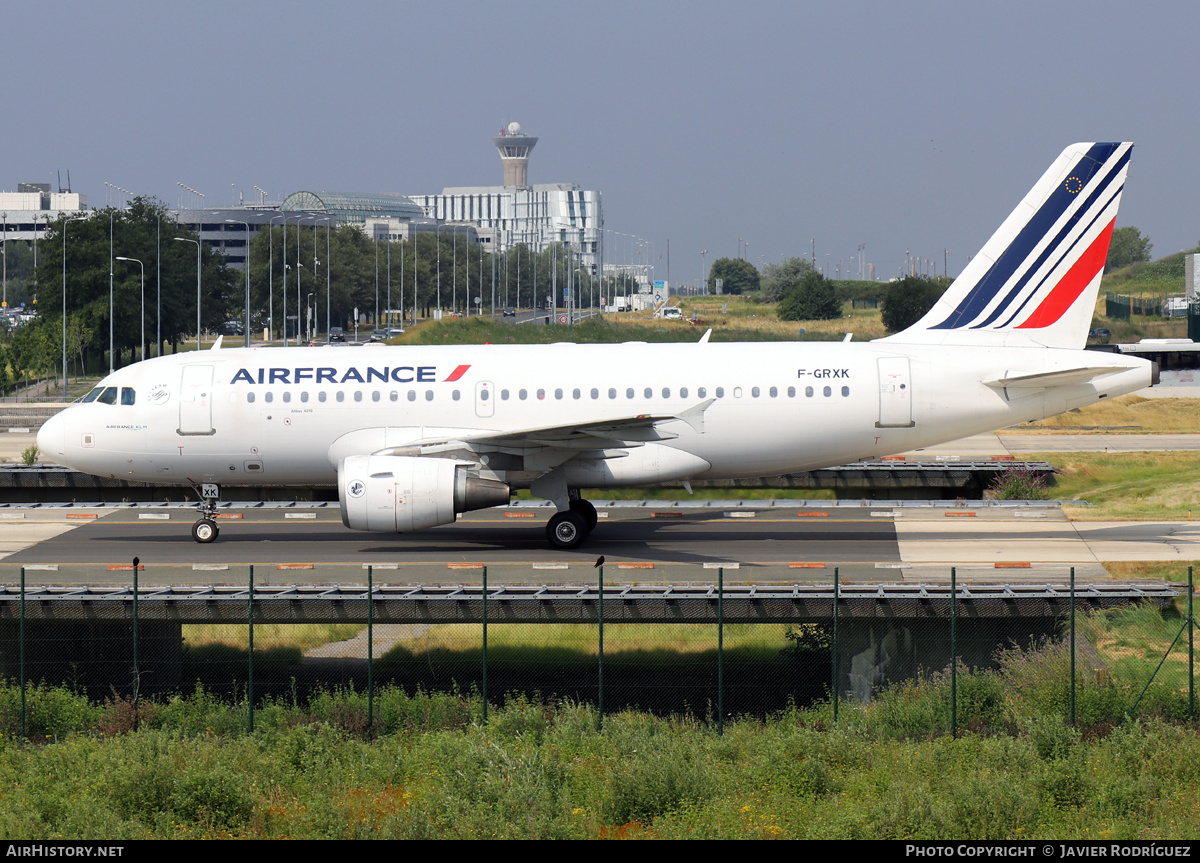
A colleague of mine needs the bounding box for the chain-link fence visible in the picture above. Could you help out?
[0,563,1192,737]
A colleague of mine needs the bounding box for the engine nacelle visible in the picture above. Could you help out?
[338,455,510,533]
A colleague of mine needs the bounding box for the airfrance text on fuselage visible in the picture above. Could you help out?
[230,364,471,386]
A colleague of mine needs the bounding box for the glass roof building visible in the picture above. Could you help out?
[280,191,425,226]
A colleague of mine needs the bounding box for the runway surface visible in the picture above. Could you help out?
[4,504,1198,586]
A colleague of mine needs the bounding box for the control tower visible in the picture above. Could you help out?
[492,121,538,187]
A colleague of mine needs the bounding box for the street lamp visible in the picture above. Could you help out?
[60,213,88,399]
[307,292,314,343]
[324,215,331,343]
[268,213,286,341]
[225,219,252,346]
[436,221,444,314]
[115,257,145,361]
[298,216,318,340]
[174,237,202,349]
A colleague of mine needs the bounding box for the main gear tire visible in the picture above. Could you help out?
[546,511,588,550]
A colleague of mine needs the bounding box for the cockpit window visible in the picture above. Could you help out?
[120,388,136,406]
[96,387,118,405]
[80,388,103,403]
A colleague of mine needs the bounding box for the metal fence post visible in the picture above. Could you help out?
[717,566,724,736]
[833,566,839,723]
[597,563,604,733]
[1070,566,1076,726]
[951,566,957,738]
[481,565,488,725]
[367,565,374,731]
[132,556,140,728]
[248,564,254,733]
[1190,566,1194,721]
[19,566,25,742]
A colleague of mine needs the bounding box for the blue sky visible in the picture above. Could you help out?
[6,0,1197,285]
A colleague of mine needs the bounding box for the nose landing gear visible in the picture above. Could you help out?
[190,482,222,543]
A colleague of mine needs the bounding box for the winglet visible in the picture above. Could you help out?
[210,335,223,350]
[698,328,712,344]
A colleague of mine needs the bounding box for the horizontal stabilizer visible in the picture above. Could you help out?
[983,366,1141,390]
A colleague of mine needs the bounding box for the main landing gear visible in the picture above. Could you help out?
[545,498,599,550]
[190,482,221,544]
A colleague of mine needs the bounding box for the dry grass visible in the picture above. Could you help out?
[394,622,787,655]
[615,294,887,340]
[1100,561,1200,583]
[181,623,366,652]
[1040,450,1200,520]
[1006,394,1200,434]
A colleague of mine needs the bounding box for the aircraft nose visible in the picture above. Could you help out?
[36,410,67,465]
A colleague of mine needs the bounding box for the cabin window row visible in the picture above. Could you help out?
[239,385,853,404]
[495,385,851,400]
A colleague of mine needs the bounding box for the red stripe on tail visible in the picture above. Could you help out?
[1016,219,1115,329]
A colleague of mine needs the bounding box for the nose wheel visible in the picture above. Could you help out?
[192,518,219,543]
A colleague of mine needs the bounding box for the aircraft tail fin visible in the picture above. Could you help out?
[885,142,1132,349]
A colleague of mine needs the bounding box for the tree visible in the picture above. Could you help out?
[34,198,233,369]
[1105,226,1152,272]
[707,257,759,295]
[760,257,814,303]
[776,271,842,321]
[880,276,946,333]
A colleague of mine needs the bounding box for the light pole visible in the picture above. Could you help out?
[225,219,252,346]
[174,237,201,349]
[298,217,317,340]
[307,292,314,342]
[115,257,145,361]
[436,221,443,314]
[325,216,331,342]
[281,214,289,345]
[60,213,87,400]
[268,213,286,341]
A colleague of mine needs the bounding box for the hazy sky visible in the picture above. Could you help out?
[6,1,1197,285]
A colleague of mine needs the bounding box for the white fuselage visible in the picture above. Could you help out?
[37,340,1153,489]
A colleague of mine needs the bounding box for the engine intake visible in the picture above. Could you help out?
[338,455,510,533]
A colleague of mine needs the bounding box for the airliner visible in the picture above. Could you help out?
[36,143,1155,549]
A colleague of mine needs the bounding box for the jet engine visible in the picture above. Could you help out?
[338,455,510,533]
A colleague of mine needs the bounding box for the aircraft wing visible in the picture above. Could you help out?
[376,399,716,459]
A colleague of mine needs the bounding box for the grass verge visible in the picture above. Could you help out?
[1034,451,1200,520]
[1007,394,1200,435]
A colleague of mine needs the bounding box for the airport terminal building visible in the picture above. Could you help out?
[3,124,602,275]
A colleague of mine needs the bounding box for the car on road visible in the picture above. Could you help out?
[328,327,346,343]
[503,307,517,317]
[367,327,405,343]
